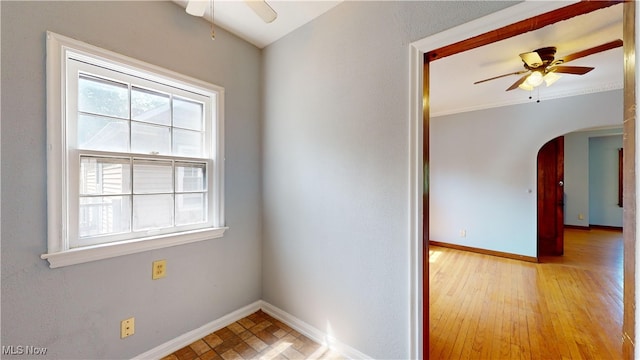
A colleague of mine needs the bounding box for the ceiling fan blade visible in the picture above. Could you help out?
[550,66,595,75]
[474,70,529,85]
[557,39,623,64]
[520,51,543,68]
[245,0,278,23]
[506,74,530,91]
[186,0,207,17]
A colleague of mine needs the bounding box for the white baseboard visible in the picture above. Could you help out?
[259,301,371,359]
[134,300,370,360]
[134,300,262,359]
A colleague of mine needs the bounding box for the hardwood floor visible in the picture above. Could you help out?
[429,228,623,359]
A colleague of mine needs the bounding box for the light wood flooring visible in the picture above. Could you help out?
[429,228,623,359]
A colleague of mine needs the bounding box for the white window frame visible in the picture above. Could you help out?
[42,32,227,268]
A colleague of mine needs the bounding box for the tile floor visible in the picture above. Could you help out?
[161,310,344,360]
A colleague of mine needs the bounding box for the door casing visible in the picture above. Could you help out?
[410,1,635,358]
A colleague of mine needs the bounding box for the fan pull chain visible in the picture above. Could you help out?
[210,0,215,40]
[528,89,542,103]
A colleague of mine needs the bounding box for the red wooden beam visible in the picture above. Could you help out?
[425,1,624,63]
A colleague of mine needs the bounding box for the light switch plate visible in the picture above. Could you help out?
[121,317,135,338]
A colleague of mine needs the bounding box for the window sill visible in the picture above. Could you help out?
[41,227,228,268]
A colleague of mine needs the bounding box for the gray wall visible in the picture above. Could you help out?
[1,2,262,359]
[430,90,623,257]
[565,128,623,228]
[565,131,592,227]
[589,134,624,227]
[260,1,517,358]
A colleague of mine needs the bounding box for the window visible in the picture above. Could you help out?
[43,32,226,268]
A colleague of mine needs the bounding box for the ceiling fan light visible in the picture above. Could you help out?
[543,72,561,87]
[525,71,544,87]
[518,83,534,91]
[186,0,208,16]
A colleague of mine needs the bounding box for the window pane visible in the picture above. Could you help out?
[79,196,131,238]
[80,157,131,195]
[133,160,173,194]
[133,194,173,231]
[176,163,206,192]
[173,128,203,157]
[173,98,203,131]
[78,74,129,119]
[176,193,206,225]
[78,114,129,152]
[131,122,171,155]
[131,87,170,125]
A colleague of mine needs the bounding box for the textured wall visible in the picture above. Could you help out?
[1,2,262,358]
[430,90,623,257]
[589,134,624,227]
[260,1,517,358]
[565,128,623,227]
[565,131,592,227]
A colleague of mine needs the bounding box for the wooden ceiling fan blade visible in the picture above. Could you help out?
[186,0,207,17]
[474,70,529,85]
[506,74,530,91]
[520,51,543,68]
[245,0,278,23]
[558,39,623,64]
[551,66,595,75]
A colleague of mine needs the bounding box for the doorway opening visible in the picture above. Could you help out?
[411,1,635,358]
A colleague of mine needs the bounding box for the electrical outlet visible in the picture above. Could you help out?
[578,213,585,220]
[121,317,135,339]
[459,229,467,237]
[152,260,167,280]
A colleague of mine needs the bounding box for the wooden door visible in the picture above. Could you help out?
[537,136,564,256]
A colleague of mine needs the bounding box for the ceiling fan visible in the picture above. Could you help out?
[186,0,278,24]
[474,39,623,92]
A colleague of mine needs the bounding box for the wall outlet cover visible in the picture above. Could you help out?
[152,260,167,280]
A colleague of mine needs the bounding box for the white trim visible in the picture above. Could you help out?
[259,301,371,360]
[47,31,68,254]
[41,227,227,268]
[133,300,371,360]
[214,92,226,225]
[133,301,262,360]
[408,1,572,358]
[407,44,424,360]
[50,31,224,95]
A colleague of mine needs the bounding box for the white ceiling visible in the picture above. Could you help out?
[173,0,342,48]
[430,3,623,116]
[174,1,623,117]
